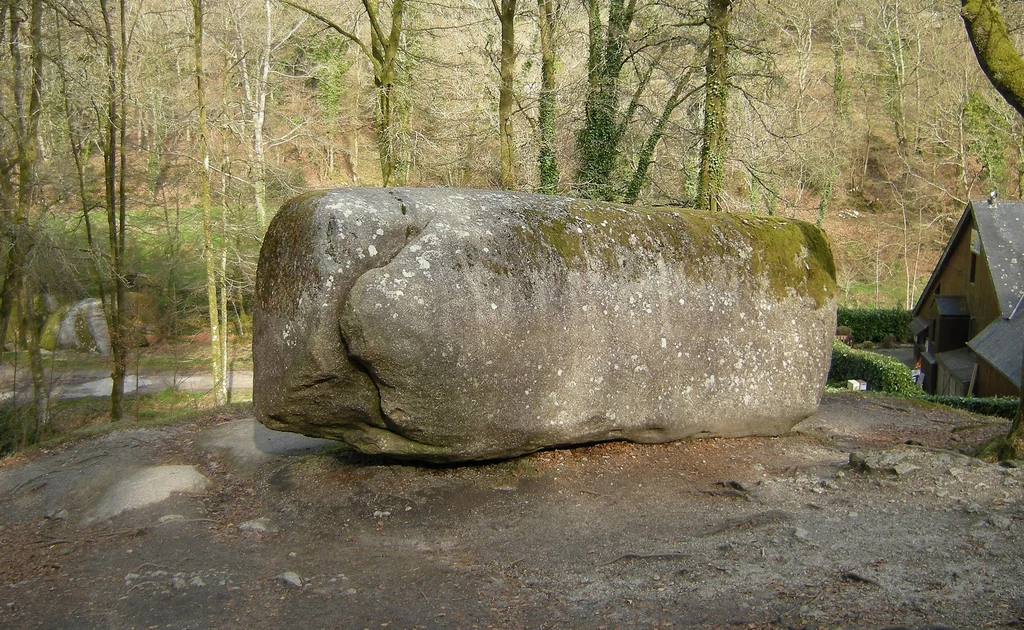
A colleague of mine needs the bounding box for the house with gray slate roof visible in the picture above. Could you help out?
[910,199,1023,397]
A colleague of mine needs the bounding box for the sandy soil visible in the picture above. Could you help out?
[0,393,1021,629]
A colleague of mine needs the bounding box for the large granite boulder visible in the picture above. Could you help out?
[253,188,837,462]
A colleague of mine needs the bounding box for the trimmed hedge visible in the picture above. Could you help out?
[827,342,1022,419]
[917,395,1020,419]
[836,307,913,343]
[828,340,920,395]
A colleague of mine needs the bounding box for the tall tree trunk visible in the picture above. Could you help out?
[696,0,732,212]
[573,0,634,196]
[114,0,130,415]
[575,0,636,199]
[191,0,226,406]
[375,82,397,186]
[99,0,128,421]
[7,0,48,427]
[26,0,45,427]
[878,0,908,149]
[219,206,229,402]
[368,0,404,186]
[253,0,272,228]
[961,0,1024,118]
[492,0,517,189]
[0,4,24,355]
[831,0,848,120]
[536,0,558,194]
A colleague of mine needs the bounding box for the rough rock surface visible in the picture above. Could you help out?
[56,298,111,355]
[253,188,837,461]
[82,465,210,525]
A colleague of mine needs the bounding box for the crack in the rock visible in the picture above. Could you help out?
[335,188,432,438]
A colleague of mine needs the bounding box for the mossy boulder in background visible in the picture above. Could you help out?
[56,299,111,355]
[253,188,838,462]
[40,305,71,351]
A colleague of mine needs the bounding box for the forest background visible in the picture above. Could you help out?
[2,0,1023,435]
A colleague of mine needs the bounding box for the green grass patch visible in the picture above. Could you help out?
[1,388,253,458]
[840,280,914,309]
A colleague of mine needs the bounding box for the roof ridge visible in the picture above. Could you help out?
[1011,293,1024,320]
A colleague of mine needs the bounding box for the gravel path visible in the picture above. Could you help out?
[0,368,253,403]
[0,393,1020,629]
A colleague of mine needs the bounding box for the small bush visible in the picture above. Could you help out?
[0,404,42,457]
[918,395,1020,419]
[837,307,913,343]
[828,340,920,395]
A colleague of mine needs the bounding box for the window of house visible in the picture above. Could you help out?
[969,228,980,283]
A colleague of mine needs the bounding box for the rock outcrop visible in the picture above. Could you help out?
[55,298,111,355]
[253,188,837,462]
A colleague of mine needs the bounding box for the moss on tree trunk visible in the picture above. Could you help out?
[961,0,1024,118]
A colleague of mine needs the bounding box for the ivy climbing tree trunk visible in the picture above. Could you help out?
[281,0,405,186]
[536,0,558,193]
[696,0,731,212]
[491,0,517,189]
[192,0,227,406]
[574,0,637,200]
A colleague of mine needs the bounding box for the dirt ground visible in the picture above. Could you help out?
[0,393,1022,629]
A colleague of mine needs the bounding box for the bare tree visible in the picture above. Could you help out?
[491,0,517,189]
[192,0,228,405]
[222,0,305,228]
[536,0,558,193]
[97,0,131,422]
[280,0,407,186]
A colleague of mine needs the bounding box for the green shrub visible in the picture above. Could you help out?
[0,404,42,457]
[917,395,1020,419]
[828,340,920,395]
[836,307,913,343]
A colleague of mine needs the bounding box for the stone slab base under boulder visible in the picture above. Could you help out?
[253,188,838,462]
